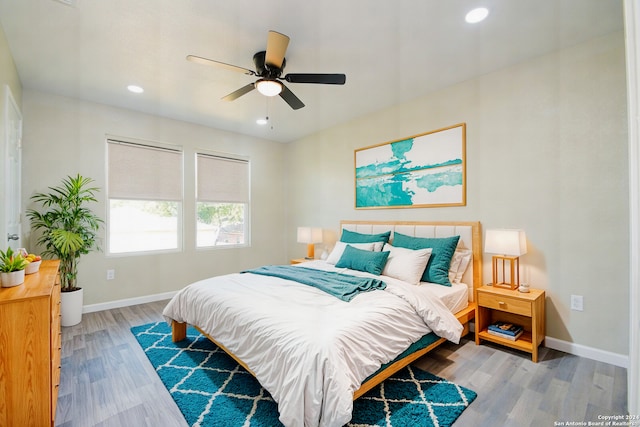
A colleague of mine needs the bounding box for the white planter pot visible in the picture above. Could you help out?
[0,270,25,287]
[61,288,83,327]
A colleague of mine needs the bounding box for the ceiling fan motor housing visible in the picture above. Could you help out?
[253,51,285,79]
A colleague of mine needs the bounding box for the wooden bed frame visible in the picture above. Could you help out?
[172,220,482,401]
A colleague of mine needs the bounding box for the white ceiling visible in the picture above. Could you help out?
[0,0,624,143]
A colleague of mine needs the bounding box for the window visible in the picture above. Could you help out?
[107,139,183,254]
[196,152,250,248]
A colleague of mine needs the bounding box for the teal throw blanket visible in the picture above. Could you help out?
[241,265,386,302]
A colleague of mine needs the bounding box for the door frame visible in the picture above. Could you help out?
[1,84,23,249]
[624,0,639,416]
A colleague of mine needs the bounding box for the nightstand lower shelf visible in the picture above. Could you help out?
[477,329,533,353]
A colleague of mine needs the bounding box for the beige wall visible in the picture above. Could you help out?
[286,31,629,355]
[21,90,287,305]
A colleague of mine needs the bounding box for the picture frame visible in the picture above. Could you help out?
[355,123,466,209]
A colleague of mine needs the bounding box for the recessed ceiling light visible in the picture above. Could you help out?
[465,7,489,24]
[52,0,77,7]
[256,117,268,125]
[127,85,144,94]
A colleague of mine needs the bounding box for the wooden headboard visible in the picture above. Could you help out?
[340,220,482,302]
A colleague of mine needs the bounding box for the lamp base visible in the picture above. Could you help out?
[491,255,520,290]
[493,282,518,290]
[306,243,315,260]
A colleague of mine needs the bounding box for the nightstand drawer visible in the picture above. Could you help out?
[477,292,531,316]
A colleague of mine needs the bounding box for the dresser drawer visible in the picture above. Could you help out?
[52,347,61,387]
[52,328,62,359]
[478,292,531,316]
[51,362,61,422]
[51,282,61,360]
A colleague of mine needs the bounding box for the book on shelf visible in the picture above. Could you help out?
[487,328,523,341]
[488,321,523,336]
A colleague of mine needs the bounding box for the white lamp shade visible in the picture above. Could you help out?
[297,227,323,244]
[484,229,527,256]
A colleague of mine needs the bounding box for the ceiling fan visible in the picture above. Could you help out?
[187,30,346,110]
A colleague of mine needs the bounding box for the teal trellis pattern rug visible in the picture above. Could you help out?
[131,322,477,427]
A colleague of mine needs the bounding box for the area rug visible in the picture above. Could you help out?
[131,322,476,427]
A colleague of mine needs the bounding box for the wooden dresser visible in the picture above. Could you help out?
[0,260,61,426]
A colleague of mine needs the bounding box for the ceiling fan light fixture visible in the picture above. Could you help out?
[256,79,283,97]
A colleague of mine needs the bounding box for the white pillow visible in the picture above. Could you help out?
[372,241,385,251]
[326,241,375,264]
[448,248,472,284]
[381,243,432,285]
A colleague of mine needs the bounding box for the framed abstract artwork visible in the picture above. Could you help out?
[355,123,466,209]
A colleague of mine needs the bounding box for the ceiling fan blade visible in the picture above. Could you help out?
[279,84,305,110]
[187,55,255,76]
[222,83,256,101]
[284,73,346,85]
[265,31,290,68]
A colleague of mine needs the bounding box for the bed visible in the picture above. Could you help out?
[163,220,482,427]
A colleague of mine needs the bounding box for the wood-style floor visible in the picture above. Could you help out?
[54,300,628,427]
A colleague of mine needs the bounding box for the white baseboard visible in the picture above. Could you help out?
[545,336,629,368]
[82,291,179,314]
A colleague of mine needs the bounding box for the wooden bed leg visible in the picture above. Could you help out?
[172,321,187,342]
[460,322,470,337]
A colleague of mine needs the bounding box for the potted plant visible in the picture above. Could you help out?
[0,247,28,287]
[26,174,103,326]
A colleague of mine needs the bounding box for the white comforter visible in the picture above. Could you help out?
[162,260,463,427]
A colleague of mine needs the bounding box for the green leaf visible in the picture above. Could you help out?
[50,229,85,256]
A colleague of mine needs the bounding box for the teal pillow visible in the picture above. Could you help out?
[336,244,390,275]
[392,233,460,286]
[341,229,391,244]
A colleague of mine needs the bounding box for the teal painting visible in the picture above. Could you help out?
[355,124,466,208]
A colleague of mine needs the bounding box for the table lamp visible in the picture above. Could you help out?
[484,229,527,289]
[297,227,323,259]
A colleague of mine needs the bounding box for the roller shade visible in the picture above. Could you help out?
[108,140,182,201]
[197,153,249,203]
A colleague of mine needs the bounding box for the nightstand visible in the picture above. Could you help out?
[290,258,311,265]
[475,285,545,362]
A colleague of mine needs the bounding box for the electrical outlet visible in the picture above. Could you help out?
[570,295,583,311]
[106,269,115,280]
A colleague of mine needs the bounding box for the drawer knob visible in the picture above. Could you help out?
[498,301,506,306]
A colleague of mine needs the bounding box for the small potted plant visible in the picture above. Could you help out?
[26,174,103,326]
[0,247,28,287]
